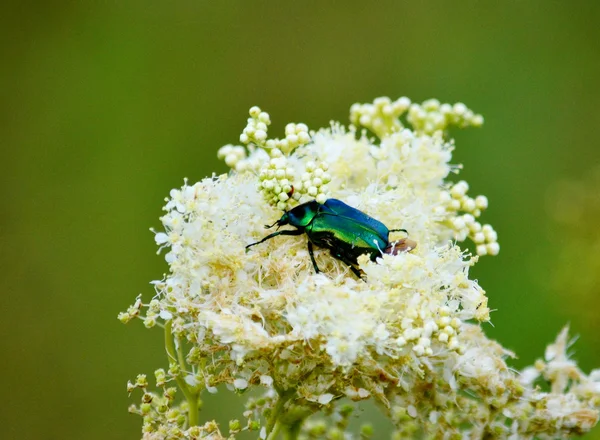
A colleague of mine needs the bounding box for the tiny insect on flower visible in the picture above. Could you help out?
[246,198,416,278]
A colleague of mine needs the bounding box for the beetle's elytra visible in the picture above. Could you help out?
[246,198,416,278]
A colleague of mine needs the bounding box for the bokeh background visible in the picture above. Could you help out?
[2,1,600,438]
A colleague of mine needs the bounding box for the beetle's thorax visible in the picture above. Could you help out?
[284,200,320,228]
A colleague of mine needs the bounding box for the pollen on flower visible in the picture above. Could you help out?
[122,96,599,439]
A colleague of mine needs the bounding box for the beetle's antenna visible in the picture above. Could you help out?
[389,228,408,235]
[264,220,279,229]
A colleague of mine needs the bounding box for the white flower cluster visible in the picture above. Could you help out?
[441,180,499,256]
[256,153,331,211]
[257,150,296,211]
[121,97,600,439]
[217,107,313,210]
[294,161,331,204]
[240,106,271,146]
[276,122,311,155]
[349,96,483,138]
[407,98,484,135]
[389,325,600,439]
[350,96,411,138]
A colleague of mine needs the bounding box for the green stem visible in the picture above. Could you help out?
[265,389,294,439]
[283,419,302,440]
[265,393,287,434]
[176,335,188,372]
[164,320,199,426]
[266,420,282,440]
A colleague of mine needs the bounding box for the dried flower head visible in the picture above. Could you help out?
[121,97,600,439]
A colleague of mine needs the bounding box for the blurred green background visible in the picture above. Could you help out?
[2,1,600,438]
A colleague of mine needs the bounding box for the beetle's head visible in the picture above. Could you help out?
[285,201,320,228]
[264,201,319,230]
[263,211,291,231]
[264,212,290,230]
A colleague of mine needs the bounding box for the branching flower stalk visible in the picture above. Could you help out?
[164,320,200,427]
[120,96,600,439]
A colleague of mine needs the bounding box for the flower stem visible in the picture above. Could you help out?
[266,420,282,440]
[164,320,200,426]
[265,389,294,439]
[283,419,302,440]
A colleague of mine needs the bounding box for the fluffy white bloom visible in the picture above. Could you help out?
[122,97,600,439]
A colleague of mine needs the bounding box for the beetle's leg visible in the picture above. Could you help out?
[307,241,321,273]
[348,265,364,279]
[389,228,408,235]
[246,229,304,251]
[330,250,364,280]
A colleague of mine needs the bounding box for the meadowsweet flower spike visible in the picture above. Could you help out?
[122,96,600,439]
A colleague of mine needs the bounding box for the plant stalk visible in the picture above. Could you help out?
[164,320,200,426]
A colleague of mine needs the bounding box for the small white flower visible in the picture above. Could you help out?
[233,379,248,389]
[184,375,198,387]
[407,405,418,418]
[260,375,273,387]
[158,310,172,320]
[318,393,334,405]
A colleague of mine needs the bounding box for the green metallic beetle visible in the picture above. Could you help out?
[246,198,416,278]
